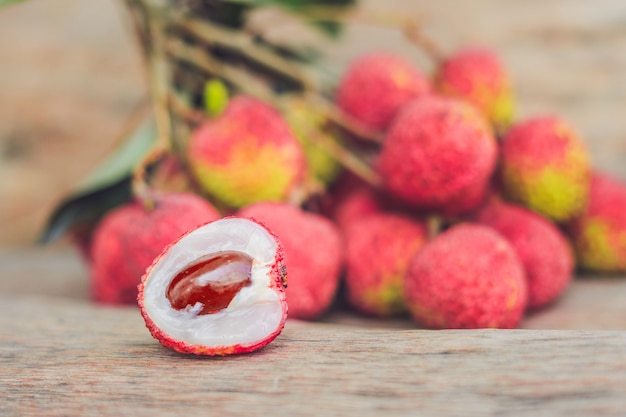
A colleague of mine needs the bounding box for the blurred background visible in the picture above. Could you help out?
[2,0,626,248]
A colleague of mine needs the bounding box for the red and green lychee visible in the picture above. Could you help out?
[90,192,221,304]
[138,217,288,356]
[500,115,591,222]
[344,213,427,316]
[405,223,528,329]
[568,172,626,272]
[377,96,497,216]
[473,198,573,309]
[238,202,343,320]
[282,97,343,185]
[336,52,432,131]
[435,47,515,133]
[187,95,308,208]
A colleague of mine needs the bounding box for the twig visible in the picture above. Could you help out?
[132,146,169,211]
[403,20,446,63]
[173,16,317,92]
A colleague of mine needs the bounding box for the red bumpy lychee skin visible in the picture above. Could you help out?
[568,172,626,272]
[344,213,427,317]
[138,217,288,356]
[238,202,343,320]
[187,95,308,208]
[336,52,432,131]
[473,199,574,310]
[405,223,528,329]
[500,115,590,223]
[435,47,515,133]
[377,96,497,216]
[90,192,221,304]
[326,173,383,230]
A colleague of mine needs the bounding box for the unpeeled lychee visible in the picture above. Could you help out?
[344,213,427,316]
[138,217,288,356]
[435,47,515,133]
[336,52,432,131]
[187,95,308,208]
[327,173,383,230]
[568,172,626,272]
[238,202,343,320]
[283,97,342,185]
[90,192,221,304]
[500,116,591,222]
[405,223,528,329]
[473,199,573,309]
[377,96,497,216]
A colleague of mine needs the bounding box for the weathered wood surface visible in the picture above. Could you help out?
[2,249,626,416]
[3,295,626,417]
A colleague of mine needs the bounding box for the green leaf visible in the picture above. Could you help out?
[39,118,157,244]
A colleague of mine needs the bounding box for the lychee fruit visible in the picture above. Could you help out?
[90,192,221,304]
[187,95,308,208]
[435,47,515,133]
[238,202,343,320]
[138,217,288,356]
[376,96,497,216]
[344,213,427,316]
[283,97,343,185]
[567,172,626,272]
[473,198,574,310]
[336,52,432,131]
[500,115,591,222]
[327,174,383,230]
[405,223,528,329]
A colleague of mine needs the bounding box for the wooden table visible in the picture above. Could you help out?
[2,248,626,416]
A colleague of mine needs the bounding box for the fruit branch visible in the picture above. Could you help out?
[164,37,382,188]
[168,15,383,144]
[273,5,446,63]
[131,146,169,211]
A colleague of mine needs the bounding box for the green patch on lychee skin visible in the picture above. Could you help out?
[360,277,406,316]
[190,138,300,208]
[503,148,589,222]
[284,104,342,185]
[406,301,448,329]
[577,219,626,272]
[490,91,515,134]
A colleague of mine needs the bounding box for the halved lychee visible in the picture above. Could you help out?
[138,217,288,356]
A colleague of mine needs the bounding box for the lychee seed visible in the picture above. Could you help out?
[166,251,253,315]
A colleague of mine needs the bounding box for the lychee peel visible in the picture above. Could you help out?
[344,213,427,316]
[405,223,528,329]
[377,97,497,216]
[436,47,515,132]
[501,116,590,222]
[187,96,307,208]
[138,217,288,356]
[283,99,342,185]
[473,199,573,309]
[90,192,221,305]
[238,202,343,320]
[568,172,626,272]
[336,52,432,131]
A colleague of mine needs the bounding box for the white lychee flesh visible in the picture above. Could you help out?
[138,217,288,355]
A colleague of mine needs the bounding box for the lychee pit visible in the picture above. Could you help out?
[166,251,253,316]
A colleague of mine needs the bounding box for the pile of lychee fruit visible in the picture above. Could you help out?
[84,44,626,355]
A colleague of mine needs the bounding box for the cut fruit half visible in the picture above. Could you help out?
[138,217,288,356]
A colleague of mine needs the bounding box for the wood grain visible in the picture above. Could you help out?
[2,295,626,417]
